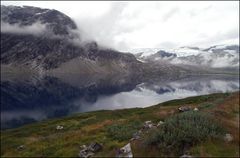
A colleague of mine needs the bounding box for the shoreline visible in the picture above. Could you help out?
[1,91,239,131]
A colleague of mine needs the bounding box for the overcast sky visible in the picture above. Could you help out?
[2,1,239,51]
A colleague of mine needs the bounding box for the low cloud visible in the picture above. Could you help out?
[156,41,178,49]
[72,2,129,51]
[1,21,47,35]
[1,1,239,52]
[1,21,85,46]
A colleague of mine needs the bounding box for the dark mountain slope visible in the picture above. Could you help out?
[1,5,142,75]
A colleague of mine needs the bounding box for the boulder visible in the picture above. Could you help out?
[193,107,199,111]
[178,106,191,112]
[88,142,102,152]
[17,145,25,151]
[116,143,133,157]
[78,148,94,158]
[78,142,102,158]
[80,145,87,149]
[145,121,152,124]
[56,125,64,130]
[143,120,156,129]
[224,133,233,142]
[157,121,164,127]
[180,154,193,158]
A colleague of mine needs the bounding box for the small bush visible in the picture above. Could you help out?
[106,121,142,141]
[144,111,225,155]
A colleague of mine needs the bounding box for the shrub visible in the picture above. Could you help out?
[144,111,225,155]
[106,121,142,141]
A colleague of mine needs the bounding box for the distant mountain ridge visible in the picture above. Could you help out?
[133,44,239,68]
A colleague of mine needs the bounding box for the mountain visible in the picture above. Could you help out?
[1,5,142,76]
[1,5,236,78]
[133,45,239,68]
[1,5,77,37]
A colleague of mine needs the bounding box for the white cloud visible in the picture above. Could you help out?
[1,1,239,52]
[1,21,47,35]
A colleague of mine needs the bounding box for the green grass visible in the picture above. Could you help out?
[106,120,142,141]
[199,103,214,109]
[191,139,239,157]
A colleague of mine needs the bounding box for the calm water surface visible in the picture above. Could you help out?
[1,74,239,129]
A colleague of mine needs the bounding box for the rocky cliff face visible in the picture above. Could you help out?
[1,5,141,75]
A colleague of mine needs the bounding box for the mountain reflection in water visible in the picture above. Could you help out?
[1,74,239,129]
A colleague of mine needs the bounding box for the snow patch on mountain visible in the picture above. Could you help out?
[131,46,206,58]
[131,48,163,57]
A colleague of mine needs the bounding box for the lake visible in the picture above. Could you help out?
[1,73,239,129]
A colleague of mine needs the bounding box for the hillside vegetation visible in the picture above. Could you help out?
[1,92,239,157]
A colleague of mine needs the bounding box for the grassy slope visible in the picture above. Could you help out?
[1,92,239,157]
